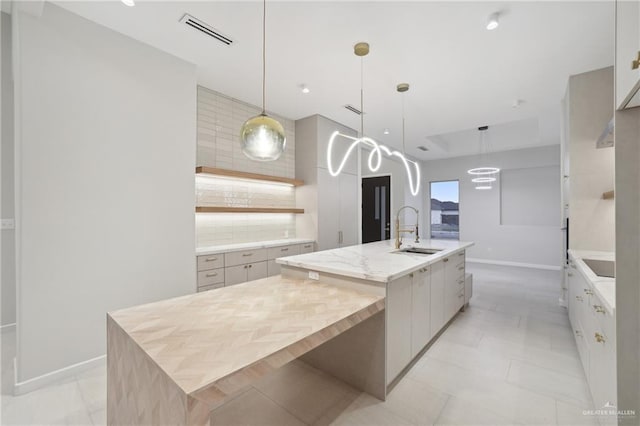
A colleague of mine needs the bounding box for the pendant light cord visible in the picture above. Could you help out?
[261,0,266,114]
[402,92,406,154]
[360,56,364,137]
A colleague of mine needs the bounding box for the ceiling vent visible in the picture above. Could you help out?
[180,14,234,46]
[344,104,363,115]
[417,146,429,152]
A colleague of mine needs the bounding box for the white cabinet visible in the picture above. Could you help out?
[411,267,431,358]
[568,257,617,422]
[225,261,268,286]
[444,255,465,321]
[386,274,412,383]
[616,0,640,109]
[296,115,359,250]
[430,260,445,337]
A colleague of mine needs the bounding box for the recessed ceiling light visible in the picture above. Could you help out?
[486,12,499,30]
[121,0,135,7]
[299,84,310,94]
[383,128,390,135]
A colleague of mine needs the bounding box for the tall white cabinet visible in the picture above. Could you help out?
[295,115,359,250]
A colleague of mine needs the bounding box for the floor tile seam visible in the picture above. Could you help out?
[253,381,325,426]
[430,392,453,425]
[73,379,95,425]
[502,376,592,409]
[506,354,586,380]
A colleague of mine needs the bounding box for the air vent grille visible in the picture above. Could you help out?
[180,14,234,46]
[417,146,429,152]
[344,105,362,115]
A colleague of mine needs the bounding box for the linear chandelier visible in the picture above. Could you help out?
[326,41,421,197]
[326,131,421,196]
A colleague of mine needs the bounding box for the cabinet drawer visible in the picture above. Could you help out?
[198,283,224,292]
[299,242,314,254]
[197,268,224,286]
[267,244,301,260]
[225,249,267,267]
[197,254,224,271]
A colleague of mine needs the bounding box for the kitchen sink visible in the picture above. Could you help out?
[583,258,615,278]
[397,247,443,255]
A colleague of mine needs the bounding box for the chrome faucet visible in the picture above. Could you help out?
[395,206,420,249]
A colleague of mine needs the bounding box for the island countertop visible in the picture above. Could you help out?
[277,239,474,283]
[107,275,384,397]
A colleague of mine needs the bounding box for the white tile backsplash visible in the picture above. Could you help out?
[196,86,297,248]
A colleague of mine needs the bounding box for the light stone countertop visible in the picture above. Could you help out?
[108,275,384,396]
[277,239,475,283]
[568,249,615,315]
[196,238,315,256]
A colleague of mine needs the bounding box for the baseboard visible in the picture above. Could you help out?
[13,354,106,395]
[466,257,562,271]
[0,323,16,332]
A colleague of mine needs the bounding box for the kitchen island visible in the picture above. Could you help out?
[107,239,473,425]
[278,239,474,386]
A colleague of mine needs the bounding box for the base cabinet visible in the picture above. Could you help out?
[568,258,617,424]
[387,251,466,385]
[411,267,431,358]
[386,274,412,382]
[429,261,445,337]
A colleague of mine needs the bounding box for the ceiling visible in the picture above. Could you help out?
[51,1,614,160]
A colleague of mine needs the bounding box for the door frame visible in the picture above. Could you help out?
[361,173,393,244]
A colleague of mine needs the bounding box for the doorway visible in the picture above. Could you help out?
[362,175,391,243]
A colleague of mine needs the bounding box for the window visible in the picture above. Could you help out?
[430,180,459,240]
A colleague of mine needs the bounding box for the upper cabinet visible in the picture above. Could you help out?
[616,0,640,109]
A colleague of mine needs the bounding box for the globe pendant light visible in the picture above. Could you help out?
[240,0,286,161]
[467,126,499,190]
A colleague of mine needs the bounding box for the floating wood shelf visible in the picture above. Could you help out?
[195,166,304,187]
[196,207,305,214]
[602,190,615,200]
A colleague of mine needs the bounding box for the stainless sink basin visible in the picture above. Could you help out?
[398,247,442,255]
[583,258,615,278]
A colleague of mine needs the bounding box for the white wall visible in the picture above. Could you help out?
[421,145,562,268]
[15,3,196,383]
[1,11,16,327]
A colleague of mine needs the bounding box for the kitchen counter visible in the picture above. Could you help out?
[568,249,615,314]
[277,239,474,283]
[196,238,315,256]
[107,275,385,425]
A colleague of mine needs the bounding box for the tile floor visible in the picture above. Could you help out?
[0,263,599,425]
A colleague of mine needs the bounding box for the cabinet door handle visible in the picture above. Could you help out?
[443,258,449,263]
[458,279,464,284]
[595,332,605,343]
[304,245,311,248]
[576,295,583,302]
[584,289,593,295]
[458,252,464,256]
[593,305,606,314]
[242,253,253,257]
[457,265,464,271]
[568,273,574,277]
[205,272,218,277]
[205,257,218,262]
[248,264,253,268]
[281,248,289,252]
[243,265,248,269]
[575,330,582,337]
[458,293,464,298]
